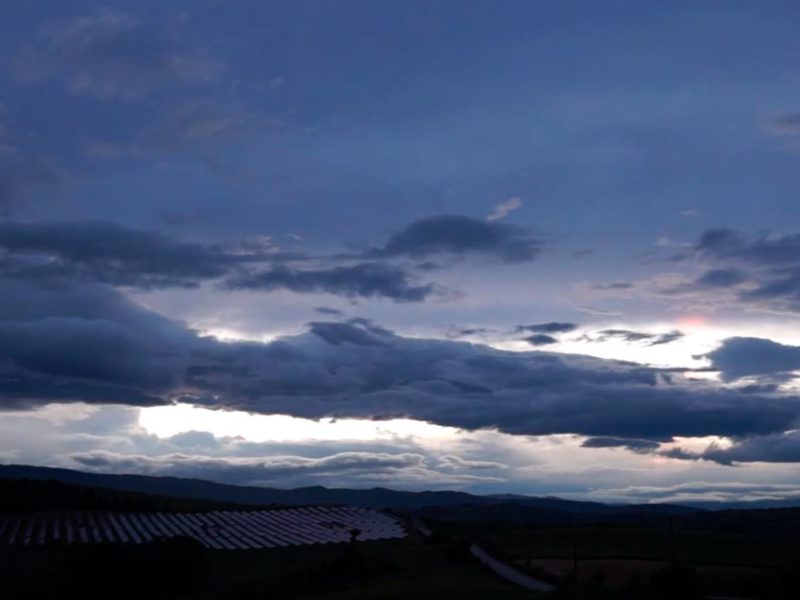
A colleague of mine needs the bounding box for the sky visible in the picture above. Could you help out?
[2,1,800,505]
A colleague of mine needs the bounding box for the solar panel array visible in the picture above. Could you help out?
[0,507,406,550]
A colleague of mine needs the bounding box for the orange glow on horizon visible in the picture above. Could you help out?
[678,314,708,329]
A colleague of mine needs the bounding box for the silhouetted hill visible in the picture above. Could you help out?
[0,477,243,513]
[0,464,492,509]
[0,463,698,516]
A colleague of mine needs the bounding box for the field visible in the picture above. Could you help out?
[496,526,798,567]
[0,528,538,599]
[427,519,800,598]
[3,476,800,599]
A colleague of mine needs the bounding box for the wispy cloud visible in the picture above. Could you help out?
[487,196,522,222]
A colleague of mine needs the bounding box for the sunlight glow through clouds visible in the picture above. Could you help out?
[200,328,278,343]
[495,323,721,370]
[139,404,459,442]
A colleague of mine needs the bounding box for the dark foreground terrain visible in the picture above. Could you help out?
[1,468,799,599]
[419,506,800,599]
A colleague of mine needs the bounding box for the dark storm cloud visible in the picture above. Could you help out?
[4,279,800,453]
[444,326,498,340]
[368,214,542,263]
[308,320,392,347]
[670,228,800,311]
[694,268,747,288]
[11,11,222,100]
[700,432,800,465]
[592,282,633,291]
[224,263,435,302]
[736,383,780,394]
[704,337,800,381]
[0,278,194,409]
[584,329,685,346]
[523,334,558,346]
[0,220,448,301]
[0,220,261,288]
[695,228,800,266]
[456,328,492,336]
[581,437,661,453]
[0,370,165,410]
[516,322,578,334]
[511,323,577,347]
[741,269,800,304]
[663,431,800,466]
[314,306,344,317]
[181,321,799,442]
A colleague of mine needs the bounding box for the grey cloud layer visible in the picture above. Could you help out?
[581,329,685,346]
[69,449,432,485]
[225,263,434,302]
[0,278,197,408]
[516,322,578,346]
[667,228,800,312]
[367,214,542,263]
[516,322,579,334]
[665,431,800,466]
[0,220,429,301]
[0,216,539,301]
[3,277,800,457]
[705,337,800,382]
[597,481,800,504]
[523,334,558,346]
[65,442,502,488]
[0,220,260,288]
[581,437,661,453]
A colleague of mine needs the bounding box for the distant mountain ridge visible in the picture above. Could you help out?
[0,464,502,509]
[1,463,796,512]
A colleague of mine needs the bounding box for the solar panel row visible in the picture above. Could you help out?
[0,507,405,550]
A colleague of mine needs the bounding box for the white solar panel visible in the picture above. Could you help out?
[107,513,130,543]
[0,507,406,550]
[128,513,155,541]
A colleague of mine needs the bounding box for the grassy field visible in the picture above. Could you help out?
[210,533,537,599]
[5,513,799,599]
[432,521,800,568]
[422,519,800,599]
[518,527,797,567]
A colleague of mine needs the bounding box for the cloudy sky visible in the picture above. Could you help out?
[2,1,800,505]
